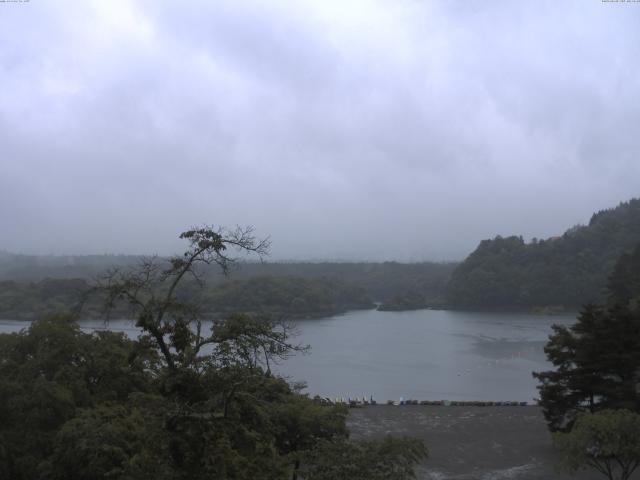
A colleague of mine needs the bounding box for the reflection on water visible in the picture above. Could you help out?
[0,309,575,402]
[275,309,575,402]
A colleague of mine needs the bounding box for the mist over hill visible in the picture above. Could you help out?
[0,254,456,320]
[4,197,640,315]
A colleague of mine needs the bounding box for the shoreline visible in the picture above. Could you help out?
[347,405,603,480]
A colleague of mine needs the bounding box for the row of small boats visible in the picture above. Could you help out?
[312,396,529,407]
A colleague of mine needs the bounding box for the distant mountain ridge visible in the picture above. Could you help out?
[446,198,640,310]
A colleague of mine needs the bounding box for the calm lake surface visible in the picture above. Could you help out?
[0,309,575,403]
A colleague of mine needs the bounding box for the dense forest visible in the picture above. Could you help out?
[3,198,640,316]
[0,227,428,479]
[0,257,454,319]
[446,198,640,310]
[0,253,456,301]
[0,276,373,321]
[531,243,640,480]
[534,243,640,432]
[0,313,427,480]
[201,276,373,318]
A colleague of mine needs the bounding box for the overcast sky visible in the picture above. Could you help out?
[1,1,639,261]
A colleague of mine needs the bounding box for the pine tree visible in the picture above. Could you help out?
[533,245,640,432]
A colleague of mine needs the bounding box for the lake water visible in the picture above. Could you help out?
[0,309,576,403]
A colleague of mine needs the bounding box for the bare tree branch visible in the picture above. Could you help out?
[89,225,270,370]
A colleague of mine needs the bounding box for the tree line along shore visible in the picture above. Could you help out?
[1,197,639,320]
[1,213,640,479]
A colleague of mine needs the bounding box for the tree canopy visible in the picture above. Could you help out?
[447,198,640,309]
[533,244,640,432]
[0,226,427,479]
[554,409,640,480]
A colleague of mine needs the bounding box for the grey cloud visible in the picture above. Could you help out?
[1,0,639,260]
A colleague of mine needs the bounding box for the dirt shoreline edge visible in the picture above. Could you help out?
[346,405,608,480]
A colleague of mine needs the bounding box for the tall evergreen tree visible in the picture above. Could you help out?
[533,245,640,431]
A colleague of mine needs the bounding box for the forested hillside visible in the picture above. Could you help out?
[446,198,640,309]
[201,276,373,318]
[0,276,374,321]
[0,256,455,318]
[0,255,455,302]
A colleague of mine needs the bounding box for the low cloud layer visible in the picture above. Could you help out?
[1,1,639,260]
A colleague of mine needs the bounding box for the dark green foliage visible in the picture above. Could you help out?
[554,409,640,480]
[533,246,640,432]
[43,403,172,480]
[447,198,640,309]
[0,255,457,315]
[0,276,373,320]
[533,305,640,431]
[204,276,374,318]
[0,314,350,479]
[0,227,427,479]
[0,278,93,320]
[607,243,640,310]
[0,314,157,479]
